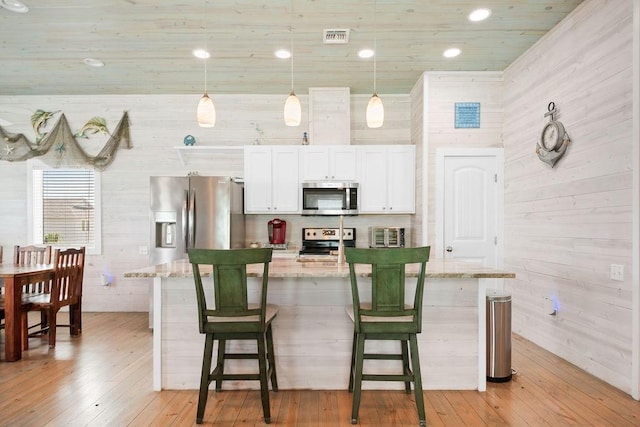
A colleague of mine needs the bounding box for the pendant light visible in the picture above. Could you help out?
[283,0,301,126]
[196,51,216,128]
[366,0,384,128]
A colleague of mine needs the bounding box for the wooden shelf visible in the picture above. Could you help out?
[174,145,244,166]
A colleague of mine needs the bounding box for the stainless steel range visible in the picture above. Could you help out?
[299,227,356,257]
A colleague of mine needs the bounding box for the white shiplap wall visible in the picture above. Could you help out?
[410,74,426,247]
[503,0,634,394]
[413,72,504,252]
[0,93,410,312]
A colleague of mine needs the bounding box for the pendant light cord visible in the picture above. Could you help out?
[373,0,377,94]
[290,0,295,92]
[204,56,208,94]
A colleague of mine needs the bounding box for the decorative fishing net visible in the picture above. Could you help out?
[0,112,131,170]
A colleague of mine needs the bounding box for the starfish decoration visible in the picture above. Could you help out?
[3,144,15,155]
[55,143,66,154]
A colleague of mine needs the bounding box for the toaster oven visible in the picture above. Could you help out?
[368,227,406,248]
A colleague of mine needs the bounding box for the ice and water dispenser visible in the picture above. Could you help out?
[154,212,177,248]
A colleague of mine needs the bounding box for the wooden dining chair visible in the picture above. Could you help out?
[344,246,431,426]
[0,245,4,330]
[11,245,53,346]
[188,248,278,424]
[14,245,53,266]
[21,247,85,348]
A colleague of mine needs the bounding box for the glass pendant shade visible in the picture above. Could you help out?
[366,93,384,128]
[284,91,301,127]
[197,93,216,128]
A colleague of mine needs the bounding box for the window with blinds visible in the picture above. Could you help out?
[32,168,98,248]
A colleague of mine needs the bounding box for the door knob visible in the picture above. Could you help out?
[446,246,453,252]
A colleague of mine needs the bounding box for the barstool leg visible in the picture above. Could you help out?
[266,323,278,391]
[215,339,226,391]
[409,334,426,426]
[257,333,271,423]
[348,331,357,392]
[401,339,411,393]
[197,334,215,424]
[350,333,366,424]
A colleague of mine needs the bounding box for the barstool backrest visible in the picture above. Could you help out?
[188,248,273,333]
[345,246,430,333]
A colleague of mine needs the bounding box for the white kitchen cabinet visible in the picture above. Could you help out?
[358,145,415,214]
[244,146,300,214]
[300,145,357,181]
[308,87,350,145]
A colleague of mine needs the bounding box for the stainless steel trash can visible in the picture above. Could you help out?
[486,291,512,382]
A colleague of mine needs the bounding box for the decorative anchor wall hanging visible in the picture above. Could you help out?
[536,101,570,167]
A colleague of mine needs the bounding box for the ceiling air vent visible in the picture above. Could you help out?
[323,29,350,44]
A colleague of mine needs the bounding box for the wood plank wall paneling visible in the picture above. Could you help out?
[410,74,426,247]
[159,277,479,390]
[0,92,411,312]
[503,0,634,394]
[418,72,504,253]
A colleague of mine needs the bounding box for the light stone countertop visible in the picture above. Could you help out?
[123,257,515,279]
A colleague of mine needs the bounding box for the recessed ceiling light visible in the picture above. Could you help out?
[469,8,491,22]
[83,58,105,67]
[1,0,29,13]
[192,49,210,59]
[358,49,374,59]
[443,48,461,58]
[275,49,291,59]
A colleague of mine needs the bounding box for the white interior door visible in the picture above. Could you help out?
[437,149,503,267]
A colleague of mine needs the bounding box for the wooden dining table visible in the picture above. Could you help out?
[1,263,54,362]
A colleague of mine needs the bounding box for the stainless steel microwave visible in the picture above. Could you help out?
[301,181,358,216]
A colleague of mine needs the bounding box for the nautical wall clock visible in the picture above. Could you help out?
[536,102,570,167]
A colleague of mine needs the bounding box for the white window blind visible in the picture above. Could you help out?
[32,168,97,247]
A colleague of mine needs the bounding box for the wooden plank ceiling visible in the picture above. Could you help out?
[0,0,583,96]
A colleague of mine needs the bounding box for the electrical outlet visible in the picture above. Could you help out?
[139,246,148,255]
[100,273,112,286]
[610,264,624,281]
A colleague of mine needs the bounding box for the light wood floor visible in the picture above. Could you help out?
[1,312,639,426]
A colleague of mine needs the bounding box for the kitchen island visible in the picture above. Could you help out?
[124,257,515,392]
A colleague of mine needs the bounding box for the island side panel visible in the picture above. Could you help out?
[158,275,479,390]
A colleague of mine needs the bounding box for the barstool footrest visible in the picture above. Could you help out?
[363,353,404,360]
[362,374,415,382]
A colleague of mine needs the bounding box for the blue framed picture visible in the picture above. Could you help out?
[455,102,480,128]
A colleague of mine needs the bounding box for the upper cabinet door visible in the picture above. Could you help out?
[244,146,300,214]
[358,147,389,213]
[301,146,357,181]
[300,146,331,180]
[329,146,357,181]
[271,147,300,213]
[357,145,415,214]
[244,146,273,213]
[386,146,415,213]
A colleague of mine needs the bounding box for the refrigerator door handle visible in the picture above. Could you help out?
[183,189,190,250]
[188,189,196,248]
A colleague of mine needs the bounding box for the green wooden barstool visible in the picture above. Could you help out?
[188,248,278,424]
[344,246,431,426]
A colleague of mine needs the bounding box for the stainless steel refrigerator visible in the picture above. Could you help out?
[150,176,245,265]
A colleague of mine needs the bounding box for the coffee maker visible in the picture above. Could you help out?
[268,218,287,244]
